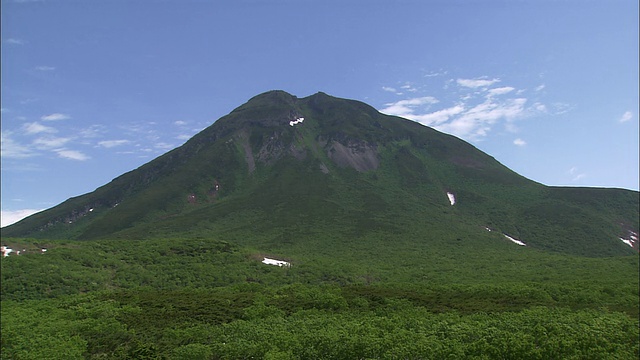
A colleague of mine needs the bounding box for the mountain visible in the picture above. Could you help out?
[3,90,638,257]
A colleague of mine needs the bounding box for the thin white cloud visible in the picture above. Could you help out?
[401,84,418,92]
[176,134,192,140]
[424,70,447,77]
[550,102,573,115]
[154,142,175,150]
[174,120,188,126]
[4,38,24,45]
[382,86,397,93]
[23,122,57,134]
[1,209,44,227]
[98,140,130,148]
[55,149,90,161]
[457,78,500,88]
[41,113,70,121]
[619,111,633,123]
[33,136,71,149]
[568,167,587,182]
[533,103,547,112]
[380,80,532,141]
[1,131,35,159]
[379,96,439,118]
[79,124,107,138]
[410,105,465,125]
[513,138,526,146]
[535,84,546,92]
[488,87,515,96]
[35,66,55,71]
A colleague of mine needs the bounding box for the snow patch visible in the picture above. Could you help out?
[620,238,634,247]
[289,117,304,126]
[2,245,48,257]
[446,192,456,206]
[262,257,291,267]
[619,230,638,248]
[1,246,13,257]
[503,234,526,246]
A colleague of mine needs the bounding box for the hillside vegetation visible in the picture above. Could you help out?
[2,91,638,358]
[1,236,638,359]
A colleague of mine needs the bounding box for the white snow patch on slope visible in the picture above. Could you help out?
[619,231,638,248]
[289,117,304,126]
[620,238,634,247]
[1,246,13,257]
[446,192,456,205]
[503,234,526,246]
[262,257,291,267]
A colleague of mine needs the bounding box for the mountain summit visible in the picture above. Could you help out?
[3,91,638,256]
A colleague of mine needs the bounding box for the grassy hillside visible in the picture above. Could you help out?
[1,91,638,358]
[3,91,637,258]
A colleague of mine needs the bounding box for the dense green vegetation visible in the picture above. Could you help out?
[4,91,637,257]
[2,236,638,359]
[2,91,638,358]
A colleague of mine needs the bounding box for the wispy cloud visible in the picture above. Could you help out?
[55,149,90,161]
[1,131,35,159]
[78,124,107,138]
[23,122,57,135]
[98,139,130,148]
[568,167,587,182]
[379,96,439,118]
[513,138,526,146]
[380,78,537,141]
[35,65,55,71]
[4,38,25,45]
[174,120,188,126]
[488,87,515,96]
[41,113,70,121]
[424,70,448,78]
[154,142,175,151]
[457,77,500,88]
[407,105,465,125]
[382,86,398,93]
[619,111,633,123]
[401,83,418,92]
[33,136,71,149]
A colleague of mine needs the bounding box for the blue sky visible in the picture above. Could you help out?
[1,0,638,226]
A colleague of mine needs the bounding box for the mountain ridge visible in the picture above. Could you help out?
[3,90,638,257]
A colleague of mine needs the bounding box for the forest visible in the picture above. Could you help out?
[1,236,638,359]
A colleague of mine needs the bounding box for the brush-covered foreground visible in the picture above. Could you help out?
[1,236,638,359]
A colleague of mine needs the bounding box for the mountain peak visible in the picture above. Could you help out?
[3,91,637,257]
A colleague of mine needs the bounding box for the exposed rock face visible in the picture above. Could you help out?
[238,132,256,174]
[326,139,379,172]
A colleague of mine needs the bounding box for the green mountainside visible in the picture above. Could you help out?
[1,91,638,359]
[3,90,638,257]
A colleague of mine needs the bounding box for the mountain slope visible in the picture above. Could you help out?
[3,91,638,257]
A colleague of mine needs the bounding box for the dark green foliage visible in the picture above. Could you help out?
[3,91,637,258]
[1,91,638,358]
[2,236,639,358]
